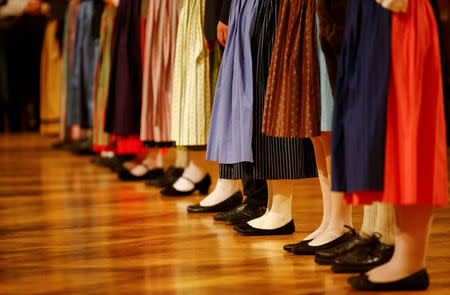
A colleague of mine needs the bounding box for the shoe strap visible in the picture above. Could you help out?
[180,175,196,185]
[344,225,357,235]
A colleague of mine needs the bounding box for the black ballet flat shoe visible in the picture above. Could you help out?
[71,138,96,155]
[214,203,248,221]
[118,167,164,181]
[233,220,295,236]
[283,239,313,253]
[187,191,243,213]
[225,203,267,226]
[146,166,184,187]
[332,239,394,273]
[292,226,357,255]
[106,155,135,173]
[348,269,429,291]
[161,174,211,196]
[52,140,72,150]
[314,233,376,265]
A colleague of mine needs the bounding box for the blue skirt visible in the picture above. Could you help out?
[331,0,391,192]
[67,0,99,129]
[206,0,260,164]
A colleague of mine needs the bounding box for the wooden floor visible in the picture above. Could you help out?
[0,134,449,295]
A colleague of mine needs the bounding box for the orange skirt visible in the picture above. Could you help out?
[345,0,448,207]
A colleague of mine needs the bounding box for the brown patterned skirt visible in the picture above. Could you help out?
[262,0,320,139]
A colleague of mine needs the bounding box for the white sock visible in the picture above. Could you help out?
[360,203,378,238]
[129,164,148,177]
[172,161,206,192]
[100,151,115,158]
[248,194,292,230]
[199,179,240,206]
[175,150,188,168]
[374,203,396,245]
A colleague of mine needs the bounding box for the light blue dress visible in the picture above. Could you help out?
[317,12,334,132]
[206,0,260,164]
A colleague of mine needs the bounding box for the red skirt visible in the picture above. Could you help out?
[345,0,448,207]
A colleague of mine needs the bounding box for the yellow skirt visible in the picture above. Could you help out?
[40,20,62,135]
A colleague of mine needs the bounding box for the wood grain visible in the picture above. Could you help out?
[0,134,448,295]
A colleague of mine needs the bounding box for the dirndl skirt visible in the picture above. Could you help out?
[171,0,220,148]
[104,0,143,136]
[331,0,391,193]
[140,0,180,147]
[93,6,116,151]
[67,0,99,129]
[262,0,320,139]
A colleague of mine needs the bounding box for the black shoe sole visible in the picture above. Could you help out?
[314,256,334,265]
[332,263,375,273]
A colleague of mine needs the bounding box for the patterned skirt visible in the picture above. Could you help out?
[93,6,116,151]
[140,0,180,147]
[59,0,80,140]
[262,0,320,139]
[171,0,220,148]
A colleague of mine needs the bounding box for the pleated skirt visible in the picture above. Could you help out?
[219,0,317,180]
[206,0,260,164]
[171,0,219,148]
[67,0,99,129]
[93,6,116,151]
[59,0,80,140]
[339,0,448,207]
[104,0,143,136]
[331,0,391,193]
[262,0,320,139]
[140,0,180,147]
[40,20,62,135]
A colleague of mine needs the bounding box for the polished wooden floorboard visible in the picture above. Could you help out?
[0,134,449,295]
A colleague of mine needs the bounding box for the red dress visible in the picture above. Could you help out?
[345,0,448,207]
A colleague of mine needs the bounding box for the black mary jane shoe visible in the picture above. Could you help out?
[187,191,243,213]
[332,238,394,273]
[233,220,295,236]
[283,239,313,253]
[118,167,164,181]
[292,226,357,255]
[314,233,376,265]
[161,174,211,196]
[348,269,429,291]
[146,166,184,187]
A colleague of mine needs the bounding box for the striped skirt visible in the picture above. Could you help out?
[140,0,180,147]
[59,0,80,140]
[219,0,317,180]
[93,6,116,151]
[67,0,99,129]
